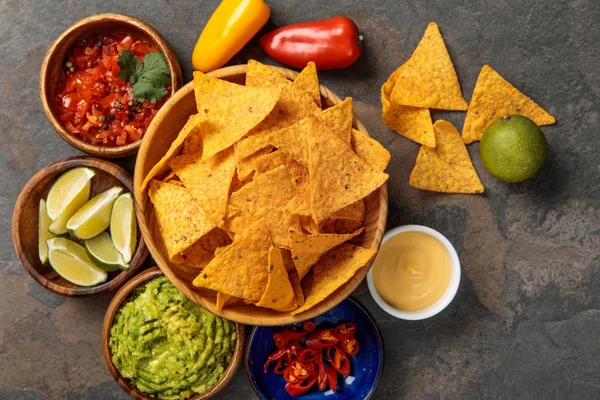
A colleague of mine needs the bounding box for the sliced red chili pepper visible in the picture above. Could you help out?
[334,322,357,340]
[297,348,319,363]
[340,337,360,356]
[302,320,316,332]
[273,328,308,348]
[306,328,339,350]
[325,345,351,376]
[264,346,289,372]
[316,357,328,391]
[325,364,338,391]
[273,357,288,375]
[283,361,311,384]
[285,376,317,397]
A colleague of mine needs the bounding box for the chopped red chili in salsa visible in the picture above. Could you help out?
[54,33,170,146]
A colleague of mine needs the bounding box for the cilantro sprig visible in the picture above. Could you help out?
[117,50,171,103]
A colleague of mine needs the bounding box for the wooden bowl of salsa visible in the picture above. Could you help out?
[40,13,183,158]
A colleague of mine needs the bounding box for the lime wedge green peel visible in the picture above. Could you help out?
[85,232,129,272]
[46,237,107,286]
[67,186,123,240]
[46,167,95,220]
[110,193,137,264]
[38,199,55,264]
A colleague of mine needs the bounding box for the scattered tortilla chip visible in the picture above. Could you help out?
[256,247,296,311]
[148,180,216,260]
[174,228,232,268]
[291,244,376,315]
[351,129,391,171]
[410,120,484,193]
[225,166,295,234]
[390,22,468,110]
[293,61,321,108]
[291,227,364,280]
[330,200,365,222]
[236,147,273,181]
[289,271,305,307]
[215,292,231,312]
[169,148,236,225]
[382,69,435,147]
[462,65,556,144]
[192,71,281,159]
[306,115,389,223]
[141,114,205,191]
[193,220,272,302]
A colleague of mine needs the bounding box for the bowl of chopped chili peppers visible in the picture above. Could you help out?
[245,297,384,399]
[40,13,183,158]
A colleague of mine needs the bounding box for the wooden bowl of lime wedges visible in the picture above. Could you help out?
[12,156,148,296]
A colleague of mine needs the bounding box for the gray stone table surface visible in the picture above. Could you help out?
[1,0,599,399]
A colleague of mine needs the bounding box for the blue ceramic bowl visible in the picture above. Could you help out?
[245,298,384,400]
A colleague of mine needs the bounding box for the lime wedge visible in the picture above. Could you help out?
[38,199,55,264]
[46,237,108,286]
[110,193,137,264]
[67,186,123,239]
[85,232,129,272]
[46,167,95,220]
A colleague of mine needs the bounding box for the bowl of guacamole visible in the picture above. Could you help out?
[103,267,244,400]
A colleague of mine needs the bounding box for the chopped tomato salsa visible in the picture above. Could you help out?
[54,33,170,146]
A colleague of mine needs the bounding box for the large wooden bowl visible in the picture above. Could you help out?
[12,156,148,296]
[40,13,183,158]
[102,267,245,400]
[134,65,388,326]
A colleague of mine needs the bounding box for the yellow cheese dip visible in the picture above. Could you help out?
[372,231,451,311]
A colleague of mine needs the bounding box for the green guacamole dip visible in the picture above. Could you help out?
[109,276,236,399]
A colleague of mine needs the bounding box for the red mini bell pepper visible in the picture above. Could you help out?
[259,16,363,70]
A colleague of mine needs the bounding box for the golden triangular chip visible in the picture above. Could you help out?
[255,247,296,311]
[192,71,281,159]
[291,243,376,315]
[215,292,231,312]
[169,148,236,226]
[306,115,388,224]
[148,180,216,260]
[390,22,468,110]
[141,114,205,191]
[293,61,322,108]
[224,166,295,234]
[173,228,232,268]
[291,227,364,280]
[381,68,435,147]
[330,199,365,222]
[236,147,273,181]
[410,120,484,193]
[462,65,556,144]
[351,129,391,171]
[193,220,272,302]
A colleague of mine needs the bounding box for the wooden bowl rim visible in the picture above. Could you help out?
[11,156,149,296]
[102,266,246,400]
[134,64,389,326]
[39,12,183,158]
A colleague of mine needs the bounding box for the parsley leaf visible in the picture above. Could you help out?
[117,50,171,103]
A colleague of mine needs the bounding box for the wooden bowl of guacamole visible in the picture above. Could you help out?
[102,266,245,399]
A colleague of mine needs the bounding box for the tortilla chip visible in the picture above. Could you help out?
[382,69,435,147]
[224,166,295,234]
[291,243,376,315]
[169,148,236,226]
[291,227,364,280]
[148,180,216,260]
[255,247,296,311]
[267,118,310,167]
[215,292,231,312]
[317,98,353,145]
[390,22,468,110]
[192,71,281,159]
[236,147,273,181]
[175,228,232,268]
[235,60,319,159]
[289,271,305,307]
[306,115,388,223]
[299,215,320,235]
[330,200,365,222]
[141,114,205,191]
[410,120,484,193]
[252,150,293,176]
[284,195,311,217]
[351,129,391,171]
[182,130,203,156]
[266,208,299,249]
[331,219,364,234]
[462,65,556,144]
[281,249,296,273]
[294,61,321,108]
[193,220,272,302]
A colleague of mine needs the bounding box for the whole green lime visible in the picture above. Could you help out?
[480,115,548,182]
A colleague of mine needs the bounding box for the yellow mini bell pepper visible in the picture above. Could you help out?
[192,0,271,72]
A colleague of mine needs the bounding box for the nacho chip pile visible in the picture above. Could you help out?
[145,60,389,315]
[382,22,555,194]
